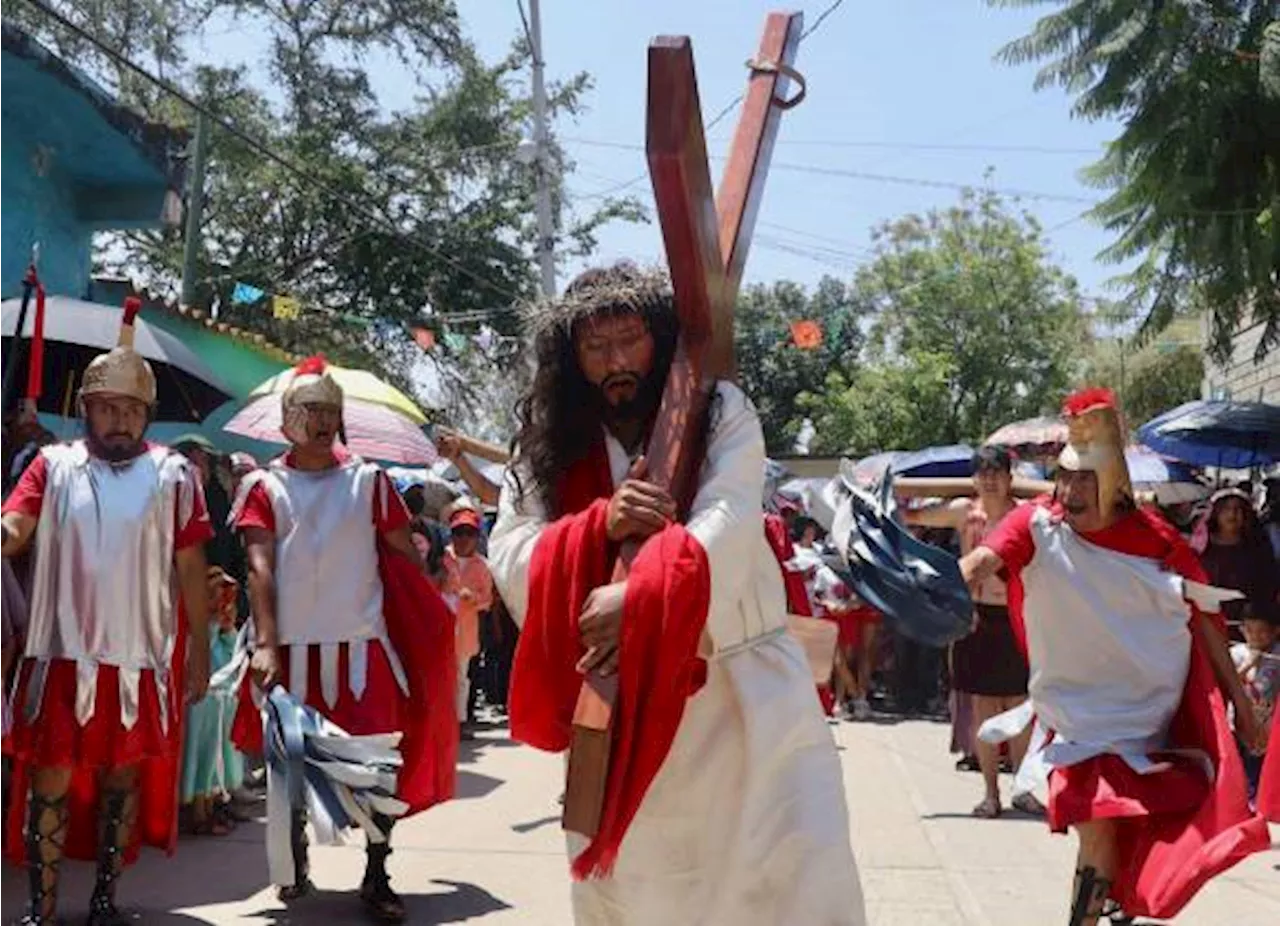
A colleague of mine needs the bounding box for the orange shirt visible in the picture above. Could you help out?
[443,548,494,662]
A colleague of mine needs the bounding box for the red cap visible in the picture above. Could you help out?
[449,508,481,531]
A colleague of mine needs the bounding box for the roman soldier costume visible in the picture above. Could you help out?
[229,355,457,921]
[3,299,213,925]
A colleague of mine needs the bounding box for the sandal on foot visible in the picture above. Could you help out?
[971,796,1002,818]
[1011,792,1046,817]
[360,877,406,924]
[360,881,404,922]
[277,878,314,903]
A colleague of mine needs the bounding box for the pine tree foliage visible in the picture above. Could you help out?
[993,0,1280,362]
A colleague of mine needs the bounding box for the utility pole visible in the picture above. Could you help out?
[528,0,556,297]
[180,113,211,310]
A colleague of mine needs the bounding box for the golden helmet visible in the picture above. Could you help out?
[280,355,343,444]
[79,297,157,406]
[1057,387,1133,523]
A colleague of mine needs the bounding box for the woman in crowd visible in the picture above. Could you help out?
[1193,488,1279,634]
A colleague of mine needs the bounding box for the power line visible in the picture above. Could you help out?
[566,135,1100,156]
[577,0,851,203]
[20,0,524,308]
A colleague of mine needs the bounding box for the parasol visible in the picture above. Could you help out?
[223,394,438,465]
[1125,446,1208,505]
[1136,401,1280,469]
[891,444,976,479]
[2,296,231,421]
[985,416,1068,453]
[247,364,426,424]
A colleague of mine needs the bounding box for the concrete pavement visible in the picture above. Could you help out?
[3,715,1277,924]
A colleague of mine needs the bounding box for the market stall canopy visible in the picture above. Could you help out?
[3,295,231,420]
[1136,401,1280,469]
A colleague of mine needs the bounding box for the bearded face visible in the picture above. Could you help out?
[83,395,149,463]
[573,313,660,421]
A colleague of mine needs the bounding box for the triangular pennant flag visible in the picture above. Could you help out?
[272,294,301,320]
[790,319,822,349]
[232,282,266,305]
[411,327,436,351]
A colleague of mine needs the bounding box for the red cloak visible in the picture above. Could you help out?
[231,544,457,815]
[763,513,812,617]
[989,503,1271,919]
[507,441,711,879]
[1257,706,1280,822]
[4,614,189,866]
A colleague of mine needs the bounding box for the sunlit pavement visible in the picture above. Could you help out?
[3,713,1276,924]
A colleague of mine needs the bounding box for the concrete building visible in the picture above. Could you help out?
[1,24,185,299]
[1201,315,1280,403]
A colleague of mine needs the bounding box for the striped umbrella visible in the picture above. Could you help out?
[985,416,1068,453]
[223,394,437,465]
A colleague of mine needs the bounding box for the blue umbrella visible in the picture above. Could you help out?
[891,444,975,478]
[1124,447,1207,504]
[1137,401,1280,468]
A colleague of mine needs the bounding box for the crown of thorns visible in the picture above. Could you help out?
[521,263,675,339]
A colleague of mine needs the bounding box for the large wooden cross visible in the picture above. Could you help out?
[563,11,806,838]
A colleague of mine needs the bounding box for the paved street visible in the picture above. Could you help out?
[4,716,1277,925]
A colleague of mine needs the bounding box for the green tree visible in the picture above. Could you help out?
[734,275,864,454]
[802,186,1087,455]
[992,0,1280,361]
[1081,340,1205,429]
[9,0,641,407]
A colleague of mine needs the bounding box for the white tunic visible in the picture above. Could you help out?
[1021,507,1193,774]
[23,442,197,731]
[239,460,408,709]
[489,382,864,926]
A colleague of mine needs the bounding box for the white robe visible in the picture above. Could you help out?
[489,382,864,926]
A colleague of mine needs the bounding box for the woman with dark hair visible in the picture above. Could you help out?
[1193,488,1279,632]
[908,445,1042,818]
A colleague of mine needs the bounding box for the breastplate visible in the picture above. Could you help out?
[1022,510,1190,746]
[265,461,385,646]
[23,442,194,729]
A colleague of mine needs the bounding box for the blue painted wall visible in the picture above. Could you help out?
[2,129,93,298]
[1,30,180,299]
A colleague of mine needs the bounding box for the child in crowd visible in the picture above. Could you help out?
[179,567,246,835]
[1231,606,1280,802]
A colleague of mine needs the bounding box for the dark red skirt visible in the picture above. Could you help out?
[836,606,880,649]
[1047,753,1209,834]
[6,658,174,769]
[231,640,409,755]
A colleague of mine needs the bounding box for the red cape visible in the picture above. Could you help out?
[4,613,189,866]
[1004,505,1270,919]
[232,545,457,815]
[1257,706,1280,822]
[763,513,813,617]
[507,441,711,879]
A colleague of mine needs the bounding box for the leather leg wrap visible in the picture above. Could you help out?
[87,785,136,925]
[1068,865,1112,926]
[23,790,69,925]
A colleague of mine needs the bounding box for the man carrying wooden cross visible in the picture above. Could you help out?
[488,16,862,924]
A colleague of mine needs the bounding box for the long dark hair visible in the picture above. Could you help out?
[511,264,681,516]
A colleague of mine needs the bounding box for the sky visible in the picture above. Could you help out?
[195,0,1130,304]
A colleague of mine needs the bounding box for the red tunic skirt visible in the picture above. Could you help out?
[6,659,174,769]
[231,640,408,755]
